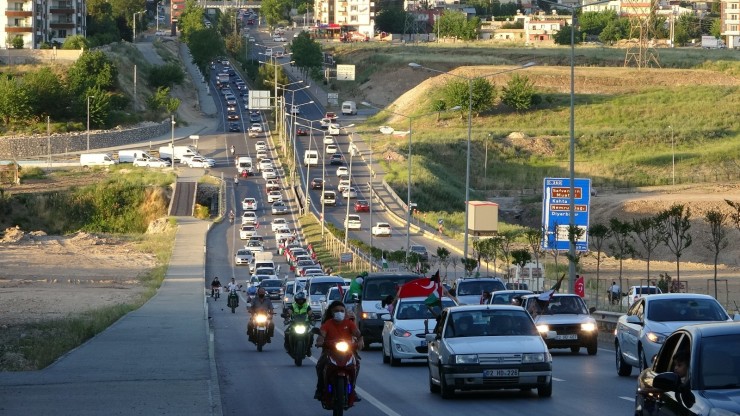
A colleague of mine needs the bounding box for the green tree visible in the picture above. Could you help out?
[257,62,289,94]
[703,208,728,298]
[709,19,722,39]
[501,74,540,111]
[85,0,120,46]
[631,216,663,282]
[22,67,68,119]
[291,32,323,76]
[579,10,618,36]
[67,50,118,100]
[187,29,226,73]
[460,257,478,276]
[588,223,611,309]
[178,0,206,44]
[657,204,692,287]
[11,36,24,49]
[0,76,31,124]
[436,246,452,280]
[511,249,532,268]
[62,35,89,49]
[85,88,112,128]
[553,23,581,45]
[434,11,479,41]
[431,99,446,122]
[524,228,544,273]
[609,218,634,310]
[599,19,627,44]
[261,0,292,26]
[148,63,185,88]
[442,77,495,117]
[225,32,243,58]
[675,14,700,41]
[375,6,408,33]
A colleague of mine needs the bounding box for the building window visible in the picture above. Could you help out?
[351,5,357,11]
[350,15,357,21]
[58,29,67,37]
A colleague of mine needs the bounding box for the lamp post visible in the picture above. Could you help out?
[344,143,354,249]
[407,62,535,265]
[133,11,144,43]
[258,54,294,127]
[86,95,94,151]
[541,0,611,293]
[170,114,176,158]
[669,125,675,185]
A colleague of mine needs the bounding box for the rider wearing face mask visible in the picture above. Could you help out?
[248,287,275,342]
[314,300,364,400]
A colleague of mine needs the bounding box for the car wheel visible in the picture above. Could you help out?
[429,366,440,393]
[639,347,649,373]
[587,342,598,356]
[389,344,401,367]
[538,379,553,398]
[570,346,580,354]
[439,367,454,399]
[382,339,390,364]
[616,342,632,377]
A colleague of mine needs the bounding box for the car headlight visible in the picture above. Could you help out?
[392,328,412,338]
[537,324,549,333]
[362,312,378,320]
[581,323,596,332]
[283,297,289,302]
[454,354,479,365]
[522,352,550,363]
[294,324,307,334]
[646,332,667,344]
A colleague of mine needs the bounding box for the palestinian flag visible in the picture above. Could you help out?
[396,270,442,307]
[424,270,443,307]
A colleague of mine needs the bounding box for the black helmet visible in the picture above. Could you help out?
[295,292,306,302]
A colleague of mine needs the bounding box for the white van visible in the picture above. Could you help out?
[341,101,357,116]
[321,190,337,206]
[80,153,117,167]
[303,150,319,166]
[118,150,154,163]
[236,156,253,175]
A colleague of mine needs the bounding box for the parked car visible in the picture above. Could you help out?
[426,304,554,399]
[372,222,391,236]
[133,158,169,168]
[520,293,598,355]
[354,200,369,212]
[381,296,456,365]
[614,293,733,376]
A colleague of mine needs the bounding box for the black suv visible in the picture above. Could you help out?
[311,178,324,190]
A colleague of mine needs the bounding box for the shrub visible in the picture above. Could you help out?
[147,63,185,88]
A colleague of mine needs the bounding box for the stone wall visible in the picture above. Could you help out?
[0,120,172,159]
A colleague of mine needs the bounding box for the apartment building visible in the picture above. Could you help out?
[721,0,739,48]
[1,0,86,49]
[314,0,375,38]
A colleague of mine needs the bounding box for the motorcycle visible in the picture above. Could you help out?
[228,212,235,224]
[320,339,359,416]
[234,176,239,186]
[284,314,312,366]
[251,312,273,352]
[227,289,239,313]
[211,286,220,300]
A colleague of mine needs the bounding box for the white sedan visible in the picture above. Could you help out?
[241,211,258,224]
[271,218,288,232]
[262,167,277,180]
[239,224,258,239]
[336,166,349,177]
[342,187,357,199]
[234,248,253,265]
[250,123,263,133]
[326,144,338,154]
[274,226,294,241]
[241,197,258,211]
[344,214,361,230]
[133,158,169,168]
[255,141,267,151]
[323,135,334,145]
[372,222,392,236]
[187,156,216,168]
[267,190,283,203]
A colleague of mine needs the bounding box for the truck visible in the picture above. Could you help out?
[702,35,726,49]
[118,149,155,163]
[80,153,117,167]
[236,156,253,175]
[217,73,230,85]
[158,145,200,163]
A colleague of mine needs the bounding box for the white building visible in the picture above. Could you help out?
[721,0,739,48]
[1,0,86,49]
[314,0,375,38]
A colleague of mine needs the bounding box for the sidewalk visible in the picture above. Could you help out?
[0,218,219,416]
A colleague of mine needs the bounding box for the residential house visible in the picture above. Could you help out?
[314,0,375,38]
[1,0,87,48]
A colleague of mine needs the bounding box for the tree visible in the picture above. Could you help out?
[67,50,118,98]
[460,257,478,276]
[261,0,292,26]
[599,19,627,45]
[588,223,611,309]
[22,67,68,119]
[553,23,581,46]
[62,35,89,50]
[657,204,692,288]
[431,99,446,122]
[524,228,544,276]
[85,87,113,128]
[187,29,226,73]
[0,76,31,124]
[710,19,722,39]
[257,62,289,94]
[498,229,519,278]
[442,78,495,118]
[436,247,452,281]
[704,208,729,299]
[147,86,180,115]
[511,249,531,269]
[609,218,634,310]
[225,32,243,58]
[434,11,480,41]
[579,10,619,36]
[501,74,541,111]
[11,36,24,49]
[148,63,185,88]
[291,32,323,76]
[375,6,408,33]
[725,199,740,233]
[179,1,206,43]
[631,216,663,282]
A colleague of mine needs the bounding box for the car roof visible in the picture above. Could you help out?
[397,296,454,303]
[446,304,525,313]
[643,293,716,301]
[456,277,504,283]
[681,321,740,337]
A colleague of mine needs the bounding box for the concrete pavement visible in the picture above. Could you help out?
[0,218,219,416]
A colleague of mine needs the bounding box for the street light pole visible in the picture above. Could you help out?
[170,114,176,157]
[406,116,412,264]
[669,125,675,185]
[344,147,354,249]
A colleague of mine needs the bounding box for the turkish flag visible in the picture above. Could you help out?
[575,275,585,298]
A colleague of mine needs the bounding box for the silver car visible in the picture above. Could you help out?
[614,293,733,376]
[426,305,553,399]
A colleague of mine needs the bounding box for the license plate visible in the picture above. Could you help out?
[556,334,578,340]
[484,369,518,377]
[257,326,266,330]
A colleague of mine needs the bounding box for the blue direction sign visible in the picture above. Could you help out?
[541,178,591,252]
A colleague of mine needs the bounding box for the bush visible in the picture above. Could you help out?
[148,63,185,88]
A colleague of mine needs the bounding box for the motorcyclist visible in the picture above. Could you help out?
[226,277,240,293]
[210,276,222,298]
[248,287,274,343]
[230,145,235,155]
[314,300,363,400]
[234,174,239,185]
[284,291,313,355]
[228,209,235,223]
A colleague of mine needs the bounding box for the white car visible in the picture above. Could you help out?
[327,123,341,136]
[274,226,294,241]
[234,248,253,265]
[187,156,216,168]
[259,159,273,171]
[382,296,457,365]
[271,201,289,215]
[271,218,287,232]
[241,197,258,211]
[372,222,391,236]
[342,187,357,199]
[239,224,257,239]
[426,304,554,399]
[241,211,258,224]
[344,214,361,230]
[262,167,277,180]
[325,144,338,154]
[520,294,598,355]
[256,150,268,161]
[621,285,662,307]
[336,166,349,177]
[250,123,263,133]
[338,179,351,192]
[319,117,332,128]
[273,35,287,42]
[244,239,264,254]
[133,158,169,168]
[255,141,267,151]
[323,135,334,145]
[267,190,283,203]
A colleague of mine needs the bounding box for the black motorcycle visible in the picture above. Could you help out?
[227,289,239,313]
[284,313,313,366]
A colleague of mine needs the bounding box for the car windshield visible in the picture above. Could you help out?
[445,310,537,338]
[309,282,339,296]
[328,288,347,301]
[261,280,281,288]
[545,296,588,315]
[699,334,740,389]
[236,250,250,256]
[456,280,506,296]
[396,300,456,320]
[634,286,660,295]
[647,298,729,322]
[362,277,416,301]
[491,292,531,305]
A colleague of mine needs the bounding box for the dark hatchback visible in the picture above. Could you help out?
[311,178,324,190]
[635,322,740,416]
[329,154,344,165]
[259,279,283,300]
[228,122,241,132]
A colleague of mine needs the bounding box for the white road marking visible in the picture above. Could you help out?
[553,377,566,382]
[619,396,635,402]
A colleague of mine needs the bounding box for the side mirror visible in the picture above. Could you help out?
[380,313,391,321]
[652,372,681,392]
[626,314,642,325]
[589,306,597,314]
[425,333,438,343]
[733,313,740,321]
